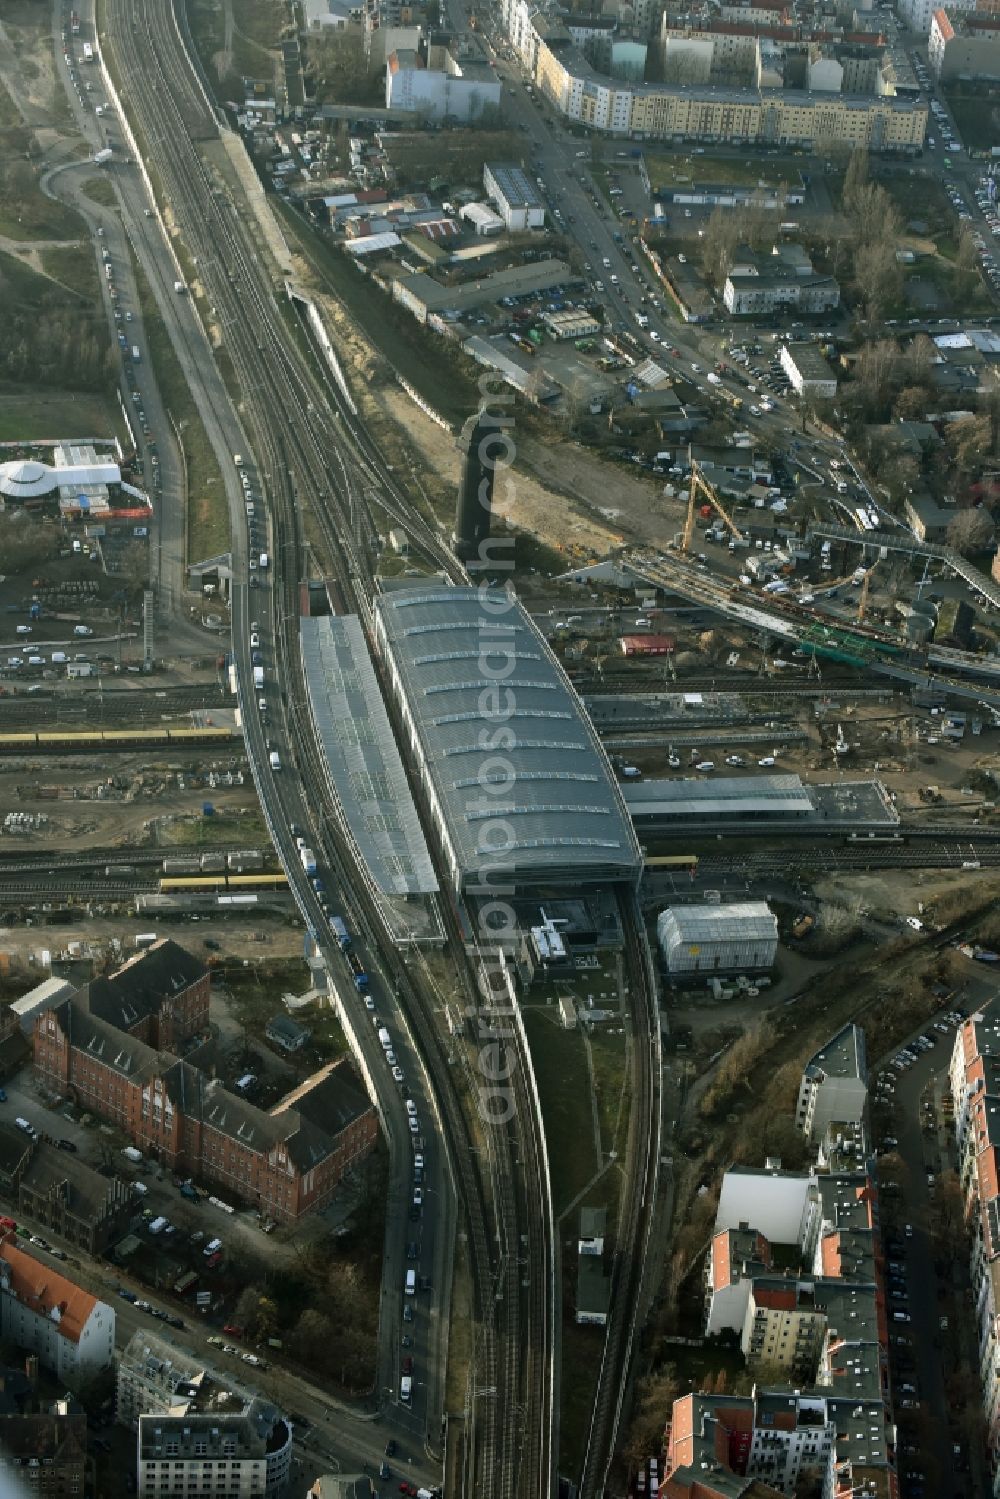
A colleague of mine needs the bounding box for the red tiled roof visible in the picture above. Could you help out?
[0,1238,97,1344]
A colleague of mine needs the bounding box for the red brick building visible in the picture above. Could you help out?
[83,938,210,1053]
[33,949,377,1225]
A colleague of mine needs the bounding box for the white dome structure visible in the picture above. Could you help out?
[0,459,53,498]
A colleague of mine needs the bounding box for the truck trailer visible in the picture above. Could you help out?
[299,846,317,877]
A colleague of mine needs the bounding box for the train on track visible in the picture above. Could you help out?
[159,873,289,893]
[0,727,238,755]
[643,854,700,871]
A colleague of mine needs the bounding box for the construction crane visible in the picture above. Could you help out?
[682,460,746,553]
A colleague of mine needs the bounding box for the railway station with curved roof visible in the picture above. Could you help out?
[374,586,642,892]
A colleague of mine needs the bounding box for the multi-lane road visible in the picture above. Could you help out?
[87,3,559,1493]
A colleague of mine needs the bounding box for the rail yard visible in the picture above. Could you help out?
[3,0,1000,1495]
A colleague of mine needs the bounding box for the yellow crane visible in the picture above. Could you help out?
[682,460,746,553]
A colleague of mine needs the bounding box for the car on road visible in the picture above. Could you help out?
[57,1139,77,1152]
[222,1344,239,1355]
[119,1288,137,1302]
[392,1065,404,1082]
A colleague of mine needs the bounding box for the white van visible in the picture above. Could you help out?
[269,750,281,771]
[694,760,715,772]
[405,1269,416,1296]
[203,1237,223,1256]
[400,1375,412,1403]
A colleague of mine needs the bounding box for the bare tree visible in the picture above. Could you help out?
[842,145,870,210]
[947,506,994,555]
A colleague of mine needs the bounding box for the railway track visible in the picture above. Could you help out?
[692,844,1000,874]
[0,685,229,726]
[98,4,553,1492]
[578,894,661,1498]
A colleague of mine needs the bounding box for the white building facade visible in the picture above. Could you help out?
[0,1240,114,1389]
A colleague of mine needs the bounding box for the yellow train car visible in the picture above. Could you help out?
[159,875,229,893]
[644,854,700,870]
[0,733,42,752]
[227,873,288,890]
[167,727,235,744]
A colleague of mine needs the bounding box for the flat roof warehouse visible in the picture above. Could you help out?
[374,587,642,892]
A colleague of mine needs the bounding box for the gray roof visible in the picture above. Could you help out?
[782,340,835,380]
[51,995,371,1173]
[375,587,641,888]
[658,901,777,944]
[396,258,570,315]
[485,162,543,211]
[301,615,437,896]
[805,1023,867,1083]
[624,774,813,818]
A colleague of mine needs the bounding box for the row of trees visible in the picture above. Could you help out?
[840,148,904,323]
[0,299,115,390]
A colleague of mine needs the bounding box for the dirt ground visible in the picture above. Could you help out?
[0,911,304,976]
[306,274,671,567]
[376,388,628,560]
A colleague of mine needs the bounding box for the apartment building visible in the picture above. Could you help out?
[0,1397,87,1498]
[949,1007,1000,1482]
[662,1387,895,1498]
[0,1238,114,1390]
[929,6,1000,76]
[34,988,377,1225]
[384,41,502,120]
[502,0,927,147]
[724,248,841,316]
[898,0,982,33]
[705,1223,773,1334]
[795,1024,868,1141]
[742,1277,828,1375]
[117,1331,209,1430]
[138,1402,292,1498]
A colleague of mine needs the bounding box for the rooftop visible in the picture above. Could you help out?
[395,257,571,315]
[803,1023,867,1083]
[658,901,777,944]
[301,615,437,897]
[0,1237,102,1344]
[782,340,835,380]
[623,773,813,819]
[51,994,371,1171]
[485,163,544,211]
[375,587,641,888]
[85,937,206,1033]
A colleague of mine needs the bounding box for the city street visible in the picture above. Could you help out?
[870,969,994,1498]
